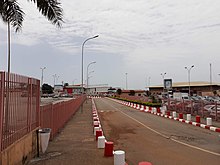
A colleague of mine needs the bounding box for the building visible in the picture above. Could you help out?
[63,84,110,96]
[149,81,220,96]
[118,90,147,97]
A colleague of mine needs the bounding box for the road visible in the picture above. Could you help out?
[94,97,220,165]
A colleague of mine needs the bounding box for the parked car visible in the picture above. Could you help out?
[203,104,220,116]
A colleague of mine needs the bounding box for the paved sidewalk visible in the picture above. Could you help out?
[29,99,113,165]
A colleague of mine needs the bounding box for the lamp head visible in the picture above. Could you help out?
[93,35,99,38]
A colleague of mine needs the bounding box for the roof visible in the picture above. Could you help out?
[149,81,220,88]
[122,90,145,93]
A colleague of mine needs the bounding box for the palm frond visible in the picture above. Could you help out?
[29,0,63,28]
[0,0,24,32]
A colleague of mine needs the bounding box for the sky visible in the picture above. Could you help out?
[0,0,220,90]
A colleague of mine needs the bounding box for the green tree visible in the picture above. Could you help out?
[42,83,53,94]
[129,90,135,96]
[0,0,63,32]
[116,88,122,95]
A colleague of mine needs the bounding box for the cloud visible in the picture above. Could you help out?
[1,0,220,89]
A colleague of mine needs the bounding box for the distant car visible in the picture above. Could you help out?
[204,105,220,111]
[203,104,220,116]
[52,94,59,98]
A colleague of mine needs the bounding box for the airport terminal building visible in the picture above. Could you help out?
[149,81,220,96]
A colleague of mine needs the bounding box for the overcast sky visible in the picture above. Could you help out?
[0,0,220,89]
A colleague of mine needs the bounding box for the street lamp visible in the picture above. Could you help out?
[125,73,128,89]
[185,65,194,96]
[81,35,99,94]
[73,79,77,85]
[160,72,166,93]
[52,74,57,87]
[87,70,94,88]
[40,67,46,87]
[87,61,96,88]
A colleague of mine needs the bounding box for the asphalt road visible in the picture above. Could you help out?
[94,97,220,165]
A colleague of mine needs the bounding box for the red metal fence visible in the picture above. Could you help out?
[40,96,86,139]
[0,72,40,151]
[0,71,86,152]
[162,98,220,121]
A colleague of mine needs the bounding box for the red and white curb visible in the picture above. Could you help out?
[91,98,153,165]
[110,98,220,133]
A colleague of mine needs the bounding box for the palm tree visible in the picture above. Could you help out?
[0,0,63,32]
[0,0,63,132]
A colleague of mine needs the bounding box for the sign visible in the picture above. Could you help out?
[164,79,172,89]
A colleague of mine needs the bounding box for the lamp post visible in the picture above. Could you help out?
[87,61,96,88]
[125,73,128,89]
[73,79,77,85]
[87,70,94,88]
[185,65,194,96]
[81,35,99,94]
[160,72,166,94]
[52,74,57,87]
[40,67,46,87]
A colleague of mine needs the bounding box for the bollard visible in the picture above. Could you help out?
[114,150,125,165]
[94,127,100,135]
[139,162,153,165]
[94,121,99,127]
[157,107,161,113]
[179,113,183,119]
[206,117,212,126]
[96,130,103,141]
[104,141,114,157]
[97,136,105,149]
[93,117,99,121]
[187,114,191,121]
[196,115,200,123]
[173,111,177,118]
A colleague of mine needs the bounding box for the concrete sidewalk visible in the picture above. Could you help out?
[29,99,113,165]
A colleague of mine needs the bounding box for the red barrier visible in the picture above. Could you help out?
[157,107,161,113]
[96,130,103,141]
[104,141,114,157]
[196,116,200,123]
[179,113,183,119]
[167,111,171,116]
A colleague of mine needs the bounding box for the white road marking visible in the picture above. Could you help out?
[102,99,220,157]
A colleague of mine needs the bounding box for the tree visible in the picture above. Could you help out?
[0,0,63,32]
[129,90,135,96]
[64,83,69,87]
[116,88,122,95]
[42,83,53,94]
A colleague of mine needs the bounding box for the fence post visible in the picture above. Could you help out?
[215,101,218,121]
[0,72,5,151]
[36,79,40,127]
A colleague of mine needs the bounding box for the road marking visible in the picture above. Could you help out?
[103,99,220,156]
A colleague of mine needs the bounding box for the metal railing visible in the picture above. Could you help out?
[40,95,86,139]
[0,72,40,151]
[162,98,220,121]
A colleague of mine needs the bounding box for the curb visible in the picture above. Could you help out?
[110,98,220,133]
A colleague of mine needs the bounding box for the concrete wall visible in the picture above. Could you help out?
[0,128,39,165]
